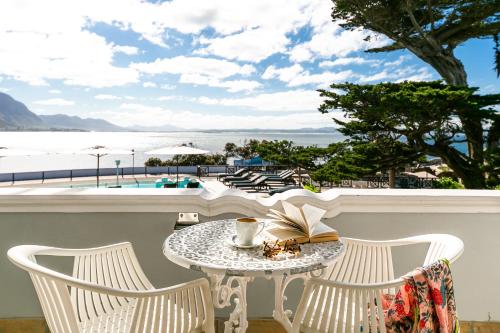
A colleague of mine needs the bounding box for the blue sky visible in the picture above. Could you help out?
[0,0,497,129]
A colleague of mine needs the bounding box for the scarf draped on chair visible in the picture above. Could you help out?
[384,259,459,333]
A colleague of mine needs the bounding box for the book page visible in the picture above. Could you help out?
[310,222,338,238]
[269,220,300,230]
[267,209,301,230]
[281,201,308,234]
[301,204,326,235]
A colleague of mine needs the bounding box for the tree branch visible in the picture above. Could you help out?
[404,0,441,52]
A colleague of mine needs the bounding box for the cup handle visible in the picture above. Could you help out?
[255,222,265,237]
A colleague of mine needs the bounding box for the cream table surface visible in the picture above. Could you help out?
[163,219,344,333]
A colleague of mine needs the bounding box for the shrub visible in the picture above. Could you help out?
[432,177,464,189]
[144,157,164,167]
[303,183,320,193]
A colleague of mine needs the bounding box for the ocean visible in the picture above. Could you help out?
[0,131,343,172]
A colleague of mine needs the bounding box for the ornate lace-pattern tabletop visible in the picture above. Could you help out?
[163,219,344,277]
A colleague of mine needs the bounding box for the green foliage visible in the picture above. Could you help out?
[224,139,262,159]
[223,142,238,157]
[144,154,227,167]
[144,157,163,167]
[255,140,325,170]
[311,143,372,184]
[303,183,319,193]
[432,177,464,189]
[494,184,500,190]
[319,81,500,189]
[331,0,499,84]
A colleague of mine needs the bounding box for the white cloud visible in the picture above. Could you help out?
[0,0,143,88]
[288,70,354,87]
[132,56,255,78]
[33,98,75,106]
[91,102,332,129]
[197,89,322,112]
[179,74,261,93]
[359,67,434,83]
[358,71,391,83]
[0,29,139,87]
[395,68,433,82]
[196,27,291,62]
[133,56,259,92]
[112,45,140,55]
[262,64,354,88]
[143,81,157,88]
[95,94,120,100]
[286,0,389,63]
[319,57,380,68]
[157,96,177,101]
[384,56,410,67]
[161,84,176,90]
[289,25,388,63]
[262,64,304,81]
[48,89,61,94]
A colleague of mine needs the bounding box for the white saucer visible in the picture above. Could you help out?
[227,235,263,249]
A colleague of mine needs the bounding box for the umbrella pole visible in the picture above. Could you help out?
[97,155,100,188]
[176,155,179,188]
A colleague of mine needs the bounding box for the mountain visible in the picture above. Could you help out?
[39,114,125,131]
[0,92,45,129]
[0,92,128,131]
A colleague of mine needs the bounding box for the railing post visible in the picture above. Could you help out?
[11,173,14,185]
[42,171,45,183]
[70,170,73,182]
[145,167,147,177]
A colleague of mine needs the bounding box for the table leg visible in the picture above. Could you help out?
[208,274,254,333]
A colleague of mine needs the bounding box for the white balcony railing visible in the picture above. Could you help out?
[0,188,499,321]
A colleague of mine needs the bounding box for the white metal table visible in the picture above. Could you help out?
[163,219,344,333]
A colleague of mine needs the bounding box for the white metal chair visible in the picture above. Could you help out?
[8,242,215,333]
[322,234,464,284]
[286,234,464,333]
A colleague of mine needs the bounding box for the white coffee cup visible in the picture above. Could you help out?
[235,217,265,246]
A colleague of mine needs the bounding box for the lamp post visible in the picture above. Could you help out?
[115,160,121,186]
[131,149,135,177]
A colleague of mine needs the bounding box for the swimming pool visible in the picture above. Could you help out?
[66,179,203,189]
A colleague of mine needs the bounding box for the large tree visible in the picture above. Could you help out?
[331,0,499,85]
[319,81,500,188]
[328,0,499,188]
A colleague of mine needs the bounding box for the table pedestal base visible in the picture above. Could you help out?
[208,274,254,333]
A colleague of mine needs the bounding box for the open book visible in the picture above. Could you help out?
[265,201,339,244]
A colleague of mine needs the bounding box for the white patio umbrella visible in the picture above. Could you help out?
[145,145,209,186]
[75,146,130,187]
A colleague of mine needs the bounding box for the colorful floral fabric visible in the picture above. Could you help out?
[384,259,459,333]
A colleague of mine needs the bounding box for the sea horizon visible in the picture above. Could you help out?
[0,130,344,173]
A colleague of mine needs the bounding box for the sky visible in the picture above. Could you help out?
[0,0,497,130]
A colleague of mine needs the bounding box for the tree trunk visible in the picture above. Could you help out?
[388,168,396,188]
[407,47,489,187]
[423,144,486,189]
[419,53,468,85]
